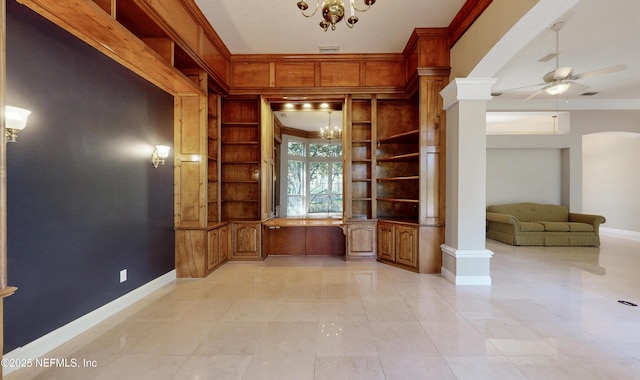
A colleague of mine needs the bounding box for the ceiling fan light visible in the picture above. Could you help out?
[545,81,572,95]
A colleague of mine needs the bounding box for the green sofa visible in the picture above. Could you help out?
[486,202,605,246]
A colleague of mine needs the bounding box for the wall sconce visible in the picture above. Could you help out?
[151,145,170,168]
[4,106,31,143]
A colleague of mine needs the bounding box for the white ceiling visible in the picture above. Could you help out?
[194,0,640,131]
[491,0,640,106]
[194,0,466,54]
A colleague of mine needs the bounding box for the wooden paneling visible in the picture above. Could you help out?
[142,37,174,65]
[418,31,450,68]
[232,62,270,88]
[178,95,201,153]
[178,161,202,223]
[175,229,207,277]
[229,55,408,94]
[364,61,404,87]
[275,62,316,87]
[200,29,228,85]
[265,226,306,255]
[145,0,199,51]
[320,62,360,87]
[306,227,345,256]
[419,226,443,274]
[92,0,114,16]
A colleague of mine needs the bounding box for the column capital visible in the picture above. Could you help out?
[440,78,498,110]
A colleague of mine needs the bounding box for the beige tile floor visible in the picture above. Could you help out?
[6,235,640,379]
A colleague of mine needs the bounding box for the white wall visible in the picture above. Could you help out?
[583,132,640,231]
[487,148,562,206]
[486,110,640,233]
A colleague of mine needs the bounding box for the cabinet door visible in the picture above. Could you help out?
[377,223,395,261]
[232,222,262,259]
[395,225,418,268]
[348,222,376,258]
[219,224,229,262]
[207,228,220,271]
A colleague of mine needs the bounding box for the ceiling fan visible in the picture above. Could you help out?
[505,22,627,100]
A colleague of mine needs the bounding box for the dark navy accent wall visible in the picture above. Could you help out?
[5,1,175,353]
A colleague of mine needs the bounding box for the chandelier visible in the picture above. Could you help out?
[297,0,376,31]
[319,111,342,142]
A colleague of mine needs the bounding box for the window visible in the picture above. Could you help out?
[284,139,343,216]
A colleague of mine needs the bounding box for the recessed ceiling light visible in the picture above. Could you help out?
[303,103,312,109]
[320,103,329,108]
[285,103,295,109]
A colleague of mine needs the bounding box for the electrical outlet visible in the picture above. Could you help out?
[120,269,127,283]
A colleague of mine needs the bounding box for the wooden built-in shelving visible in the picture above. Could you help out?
[220,97,261,221]
[376,97,420,224]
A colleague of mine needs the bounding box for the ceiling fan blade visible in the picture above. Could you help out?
[571,64,627,80]
[499,83,546,93]
[524,88,546,101]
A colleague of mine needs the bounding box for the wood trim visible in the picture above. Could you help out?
[448,0,494,48]
[17,0,203,96]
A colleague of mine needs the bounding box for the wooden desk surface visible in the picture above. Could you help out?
[263,218,344,227]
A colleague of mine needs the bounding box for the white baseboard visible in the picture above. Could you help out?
[441,266,492,286]
[600,227,640,242]
[3,270,176,375]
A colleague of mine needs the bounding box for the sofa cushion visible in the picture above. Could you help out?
[567,222,595,232]
[538,222,570,232]
[487,203,568,222]
[519,222,545,232]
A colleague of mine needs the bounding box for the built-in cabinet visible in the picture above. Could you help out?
[344,89,445,273]
[377,221,419,269]
[231,221,262,259]
[345,95,377,259]
[207,223,230,271]
[371,82,447,273]
[220,97,264,260]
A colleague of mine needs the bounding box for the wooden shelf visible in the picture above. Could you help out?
[377,176,419,181]
[221,141,259,145]
[377,152,419,162]
[377,198,419,203]
[352,178,372,182]
[352,139,372,144]
[220,121,259,126]
[377,129,419,144]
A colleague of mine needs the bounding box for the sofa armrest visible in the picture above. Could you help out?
[486,212,518,225]
[569,213,606,227]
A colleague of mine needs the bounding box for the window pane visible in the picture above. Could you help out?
[287,161,304,215]
[309,162,329,212]
[330,162,343,213]
[309,143,342,157]
[288,141,305,156]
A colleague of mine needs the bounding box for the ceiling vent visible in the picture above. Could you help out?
[319,46,340,54]
[581,92,599,96]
